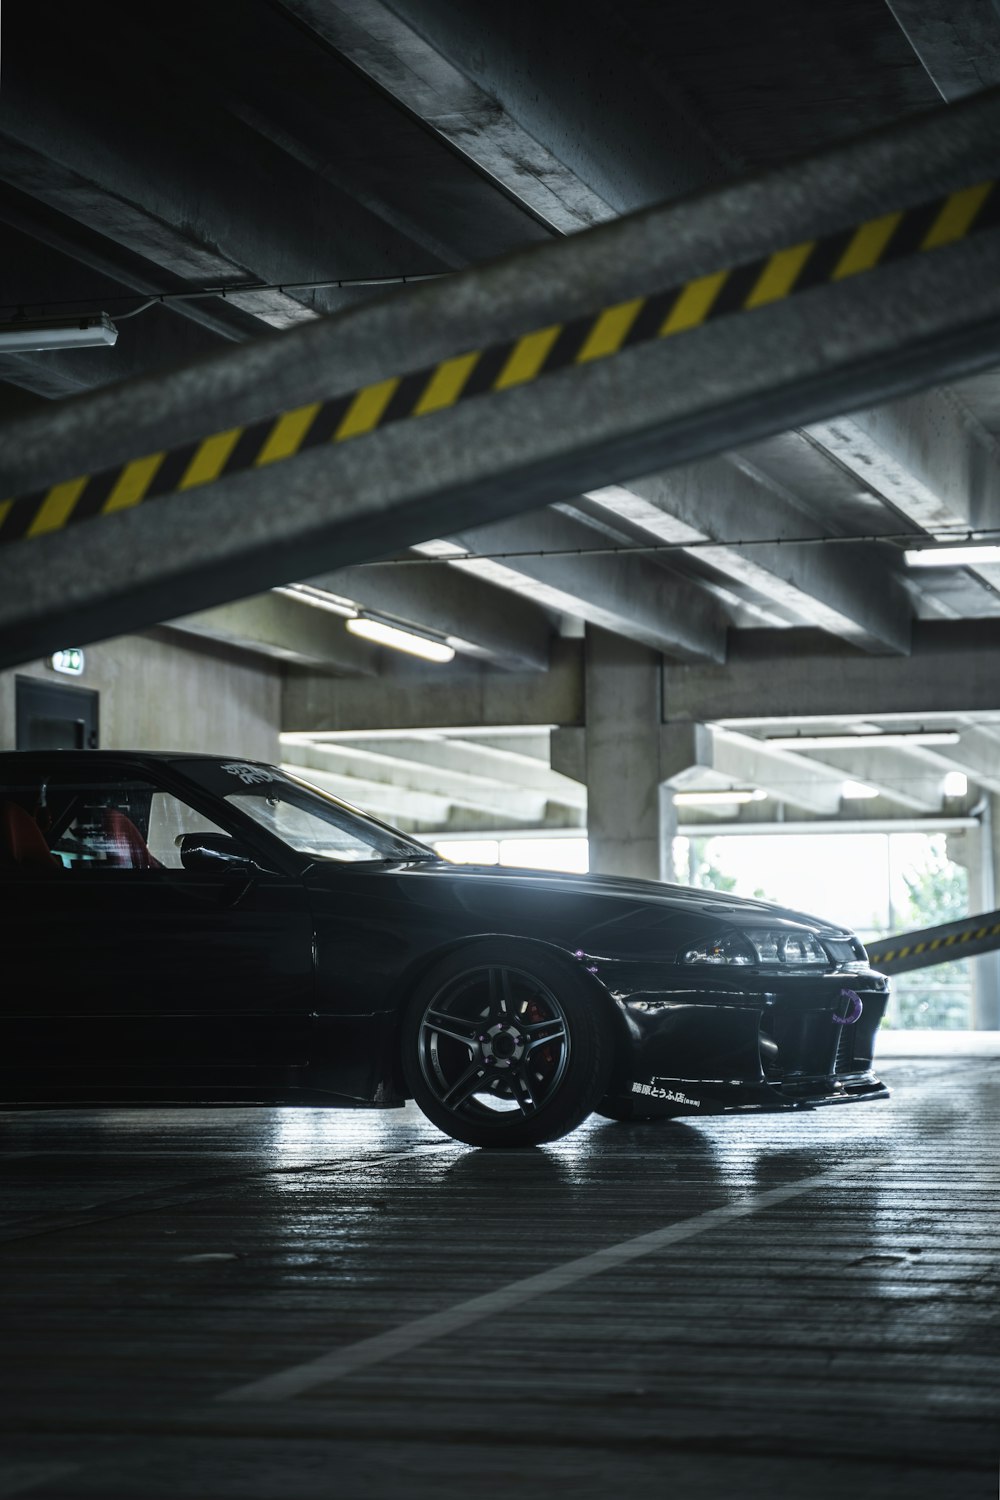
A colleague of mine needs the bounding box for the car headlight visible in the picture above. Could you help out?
[682,932,755,966]
[682,927,830,967]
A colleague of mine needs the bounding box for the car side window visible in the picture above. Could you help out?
[10,776,230,873]
[145,792,228,869]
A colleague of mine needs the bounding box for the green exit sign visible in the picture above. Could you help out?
[50,648,85,676]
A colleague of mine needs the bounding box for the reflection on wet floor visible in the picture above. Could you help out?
[0,1057,997,1499]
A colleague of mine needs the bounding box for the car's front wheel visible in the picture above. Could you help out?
[401,941,614,1147]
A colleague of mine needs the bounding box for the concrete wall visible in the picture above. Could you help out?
[0,632,281,760]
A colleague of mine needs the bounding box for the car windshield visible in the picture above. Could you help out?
[179,760,435,864]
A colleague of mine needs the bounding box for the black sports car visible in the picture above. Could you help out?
[0,751,889,1146]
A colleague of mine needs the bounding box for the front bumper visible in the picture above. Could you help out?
[597,963,890,1116]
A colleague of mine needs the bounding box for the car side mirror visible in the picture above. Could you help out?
[177,831,262,874]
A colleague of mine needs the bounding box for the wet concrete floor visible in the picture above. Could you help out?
[0,1055,997,1499]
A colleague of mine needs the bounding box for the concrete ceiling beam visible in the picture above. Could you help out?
[807,386,1000,537]
[308,561,552,670]
[664,620,1000,722]
[661,723,942,814]
[358,0,996,650]
[283,732,587,805]
[361,0,735,217]
[659,723,844,816]
[0,213,243,401]
[759,742,943,812]
[327,0,913,657]
[137,0,547,272]
[283,641,584,735]
[584,455,912,653]
[166,592,378,672]
[279,0,614,232]
[916,727,1000,796]
[430,510,727,661]
[885,0,1000,101]
[281,759,457,825]
[0,5,473,331]
[284,743,570,823]
[0,137,315,334]
[285,727,555,757]
[176,561,552,671]
[0,186,255,356]
[284,758,578,834]
[3,92,1000,666]
[415,733,554,769]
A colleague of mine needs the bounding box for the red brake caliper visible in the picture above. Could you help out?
[525,999,555,1073]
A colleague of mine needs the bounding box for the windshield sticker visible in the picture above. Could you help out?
[220,762,274,786]
[632,1081,700,1107]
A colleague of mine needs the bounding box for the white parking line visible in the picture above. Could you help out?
[218,1154,889,1403]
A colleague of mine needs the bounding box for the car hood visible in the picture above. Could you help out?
[387,859,851,936]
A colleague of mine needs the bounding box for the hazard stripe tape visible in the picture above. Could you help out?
[1,179,996,549]
[871,916,1000,965]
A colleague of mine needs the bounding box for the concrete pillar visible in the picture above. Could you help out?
[584,626,674,881]
[976,796,1000,1029]
[948,809,1000,1030]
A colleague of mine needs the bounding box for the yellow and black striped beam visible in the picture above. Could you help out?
[1,179,996,551]
[867,907,1000,974]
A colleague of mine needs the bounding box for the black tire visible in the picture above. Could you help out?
[401,939,614,1147]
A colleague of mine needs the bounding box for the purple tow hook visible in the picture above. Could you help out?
[834,989,864,1025]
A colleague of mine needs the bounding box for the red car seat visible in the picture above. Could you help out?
[99,809,163,870]
[0,800,59,871]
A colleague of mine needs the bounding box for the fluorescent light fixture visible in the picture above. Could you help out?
[412,538,469,558]
[273,583,357,618]
[904,544,1000,567]
[0,313,118,352]
[346,616,455,662]
[943,771,968,797]
[841,779,878,799]
[673,788,768,807]
[279,586,462,662]
[766,730,960,749]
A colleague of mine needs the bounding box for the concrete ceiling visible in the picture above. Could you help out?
[3,0,1000,833]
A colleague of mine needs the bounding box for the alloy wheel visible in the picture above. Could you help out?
[417,963,570,1125]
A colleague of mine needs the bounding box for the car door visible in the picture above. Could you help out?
[0,762,315,1099]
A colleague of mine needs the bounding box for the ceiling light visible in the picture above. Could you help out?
[273,583,357,618]
[0,313,118,352]
[943,771,968,798]
[904,544,1000,567]
[346,616,455,662]
[766,730,960,749]
[673,788,768,807]
[841,780,878,800]
[412,539,469,558]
